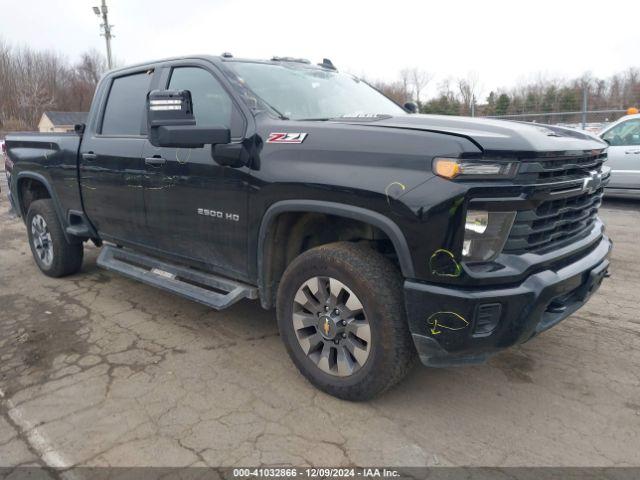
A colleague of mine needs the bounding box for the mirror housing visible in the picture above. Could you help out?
[154,125,231,149]
[147,89,231,148]
[148,89,196,127]
[404,101,418,114]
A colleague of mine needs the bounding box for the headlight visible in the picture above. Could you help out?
[463,210,516,262]
[433,158,518,180]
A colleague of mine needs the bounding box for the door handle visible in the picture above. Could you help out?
[624,149,640,155]
[82,152,97,161]
[144,156,166,166]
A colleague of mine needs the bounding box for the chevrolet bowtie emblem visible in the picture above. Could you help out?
[323,318,330,335]
[583,170,603,194]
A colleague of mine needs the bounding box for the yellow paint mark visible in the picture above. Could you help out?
[427,311,469,335]
[175,148,192,165]
[429,249,462,278]
[385,181,406,203]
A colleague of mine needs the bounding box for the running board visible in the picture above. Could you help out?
[96,245,258,310]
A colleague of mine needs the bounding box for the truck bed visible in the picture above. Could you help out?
[5,131,83,219]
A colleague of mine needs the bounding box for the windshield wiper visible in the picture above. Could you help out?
[264,102,290,121]
[296,118,332,121]
[244,93,289,120]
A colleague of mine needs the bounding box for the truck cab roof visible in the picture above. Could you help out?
[105,54,338,77]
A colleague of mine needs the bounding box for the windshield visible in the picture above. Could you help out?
[224,61,406,120]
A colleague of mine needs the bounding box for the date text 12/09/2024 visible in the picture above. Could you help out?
[233,468,400,478]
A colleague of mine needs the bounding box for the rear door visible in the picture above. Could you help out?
[141,62,250,278]
[79,70,156,244]
[601,117,640,191]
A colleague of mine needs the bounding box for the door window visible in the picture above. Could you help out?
[101,72,153,135]
[602,119,640,146]
[168,67,244,136]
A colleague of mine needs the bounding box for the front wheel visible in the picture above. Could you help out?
[277,242,416,401]
[26,199,83,277]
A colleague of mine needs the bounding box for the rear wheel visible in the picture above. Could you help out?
[277,242,416,401]
[26,199,83,277]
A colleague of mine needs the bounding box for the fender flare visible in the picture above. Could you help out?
[14,171,72,242]
[257,200,415,307]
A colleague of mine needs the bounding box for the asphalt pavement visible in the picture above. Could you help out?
[0,177,639,470]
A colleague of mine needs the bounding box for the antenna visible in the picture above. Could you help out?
[319,58,336,70]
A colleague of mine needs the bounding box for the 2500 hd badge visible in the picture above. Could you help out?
[197,208,240,222]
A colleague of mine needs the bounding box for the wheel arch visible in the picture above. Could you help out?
[257,200,415,309]
[15,172,71,242]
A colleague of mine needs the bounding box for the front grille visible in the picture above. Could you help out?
[515,150,607,184]
[503,151,608,255]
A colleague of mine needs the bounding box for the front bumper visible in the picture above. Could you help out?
[405,235,612,367]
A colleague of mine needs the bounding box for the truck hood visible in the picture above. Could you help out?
[336,114,607,153]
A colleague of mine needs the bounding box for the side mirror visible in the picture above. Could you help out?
[147,89,230,148]
[404,102,418,114]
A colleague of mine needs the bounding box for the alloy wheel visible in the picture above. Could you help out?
[292,276,371,377]
[31,214,54,267]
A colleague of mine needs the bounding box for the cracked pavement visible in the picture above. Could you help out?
[0,174,639,469]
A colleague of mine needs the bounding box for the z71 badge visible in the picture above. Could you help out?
[267,132,308,144]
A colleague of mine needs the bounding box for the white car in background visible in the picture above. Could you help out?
[600,113,640,198]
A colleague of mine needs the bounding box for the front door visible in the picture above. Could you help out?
[601,117,640,191]
[141,64,250,278]
[79,70,154,244]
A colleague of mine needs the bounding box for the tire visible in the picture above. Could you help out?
[26,199,83,278]
[277,242,416,401]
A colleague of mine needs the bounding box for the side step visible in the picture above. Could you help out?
[96,245,258,310]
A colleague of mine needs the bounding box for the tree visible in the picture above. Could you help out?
[484,91,497,116]
[369,79,407,105]
[542,85,558,113]
[399,68,412,103]
[457,72,479,116]
[495,94,510,116]
[421,78,462,115]
[0,38,109,132]
[409,68,433,105]
[524,92,537,113]
[66,49,108,111]
[558,87,579,112]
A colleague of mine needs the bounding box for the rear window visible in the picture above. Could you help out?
[101,72,152,135]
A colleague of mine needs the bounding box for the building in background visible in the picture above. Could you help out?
[38,112,88,133]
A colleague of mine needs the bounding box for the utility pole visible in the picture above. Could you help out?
[581,82,588,130]
[93,0,114,69]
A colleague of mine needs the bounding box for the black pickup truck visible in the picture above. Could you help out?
[4,54,612,400]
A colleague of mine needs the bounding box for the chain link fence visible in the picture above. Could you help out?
[481,109,630,133]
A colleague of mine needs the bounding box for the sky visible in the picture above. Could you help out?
[2,0,639,100]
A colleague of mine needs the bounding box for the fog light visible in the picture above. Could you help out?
[465,210,488,234]
[463,210,515,262]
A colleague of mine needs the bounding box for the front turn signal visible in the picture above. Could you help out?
[433,157,518,180]
[433,158,461,179]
